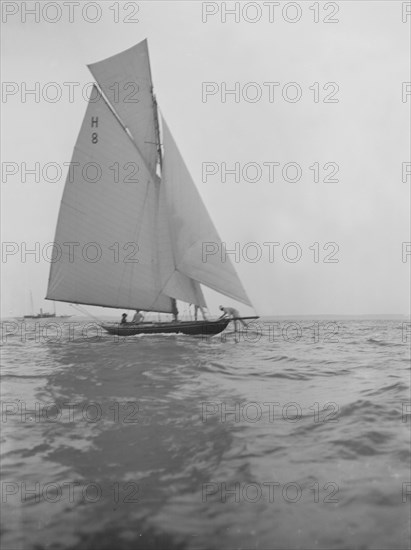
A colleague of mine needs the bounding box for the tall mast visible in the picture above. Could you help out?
[152,91,163,173]
[151,88,178,321]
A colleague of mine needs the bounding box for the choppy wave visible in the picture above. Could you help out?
[1,318,410,549]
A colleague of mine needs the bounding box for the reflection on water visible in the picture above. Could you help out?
[1,318,410,549]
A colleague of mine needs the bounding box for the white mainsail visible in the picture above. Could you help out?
[46,86,173,312]
[47,41,253,314]
[161,117,252,307]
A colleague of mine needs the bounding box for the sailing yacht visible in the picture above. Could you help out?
[46,40,257,336]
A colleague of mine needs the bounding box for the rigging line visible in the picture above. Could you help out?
[69,303,102,323]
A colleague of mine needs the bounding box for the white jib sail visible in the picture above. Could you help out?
[161,116,253,307]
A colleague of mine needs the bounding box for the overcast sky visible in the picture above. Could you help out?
[1,1,410,317]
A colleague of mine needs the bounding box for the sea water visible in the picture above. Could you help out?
[1,317,410,549]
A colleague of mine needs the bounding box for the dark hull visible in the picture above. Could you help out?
[23,313,56,319]
[101,317,259,337]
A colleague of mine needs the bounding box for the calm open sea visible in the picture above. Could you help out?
[1,316,410,550]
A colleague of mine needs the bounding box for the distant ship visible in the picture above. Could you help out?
[24,293,71,319]
[23,309,56,320]
[46,40,257,336]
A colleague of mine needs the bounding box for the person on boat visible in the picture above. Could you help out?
[219,305,247,330]
[121,313,128,324]
[132,310,144,323]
